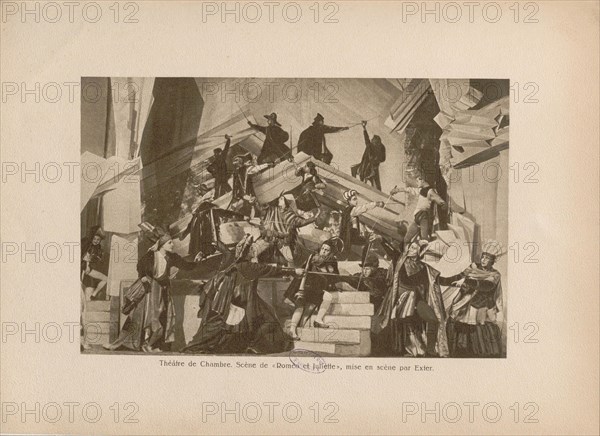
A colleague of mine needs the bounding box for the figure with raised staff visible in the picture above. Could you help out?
[297,113,349,164]
[351,120,386,190]
[230,152,273,217]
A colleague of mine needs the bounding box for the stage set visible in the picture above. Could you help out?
[80,78,509,358]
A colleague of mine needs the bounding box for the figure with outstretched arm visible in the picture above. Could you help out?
[389,174,447,244]
[444,240,504,357]
[338,189,385,259]
[297,113,349,164]
[104,229,206,353]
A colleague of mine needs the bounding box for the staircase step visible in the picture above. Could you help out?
[329,303,374,316]
[330,292,370,304]
[85,311,111,323]
[294,340,370,356]
[84,332,110,346]
[85,300,111,312]
[297,327,370,344]
[311,315,371,330]
[84,321,111,335]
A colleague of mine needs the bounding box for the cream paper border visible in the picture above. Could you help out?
[1,1,599,434]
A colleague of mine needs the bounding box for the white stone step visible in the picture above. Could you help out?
[85,300,111,312]
[294,340,370,356]
[330,292,370,304]
[297,327,370,344]
[84,331,110,346]
[83,321,110,335]
[329,303,374,316]
[311,315,371,330]
[85,311,111,323]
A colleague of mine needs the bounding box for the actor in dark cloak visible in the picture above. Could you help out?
[297,113,349,164]
[248,113,290,164]
[351,121,386,190]
[206,134,232,199]
[182,235,303,354]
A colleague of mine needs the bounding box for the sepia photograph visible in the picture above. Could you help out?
[80,77,509,358]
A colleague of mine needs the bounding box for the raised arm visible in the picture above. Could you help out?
[222,135,232,157]
[438,272,464,286]
[322,124,349,134]
[428,189,447,208]
[380,237,400,261]
[169,252,199,271]
[351,201,383,217]
[390,185,419,197]
[248,121,267,134]
[246,162,271,175]
[287,212,318,230]
[363,128,371,148]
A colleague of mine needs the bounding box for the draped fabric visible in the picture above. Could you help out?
[446,319,502,357]
[140,78,204,229]
[377,253,449,357]
[182,263,289,354]
[109,251,198,351]
[109,252,175,351]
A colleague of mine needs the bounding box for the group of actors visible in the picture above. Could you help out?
[207,112,387,213]
[86,111,504,358]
